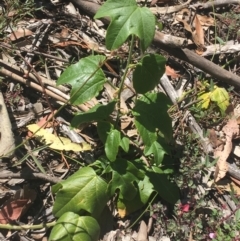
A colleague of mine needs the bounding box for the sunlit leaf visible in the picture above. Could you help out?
[105,129,121,161]
[52,167,109,218]
[27,124,91,152]
[94,0,155,51]
[57,55,106,105]
[211,87,230,112]
[198,92,211,109]
[49,212,100,241]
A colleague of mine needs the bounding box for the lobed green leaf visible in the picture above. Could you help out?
[132,93,172,144]
[94,0,155,51]
[107,159,145,200]
[57,55,106,105]
[147,167,180,204]
[117,175,154,215]
[133,54,166,94]
[71,100,117,127]
[52,167,109,218]
[105,129,121,161]
[49,212,100,241]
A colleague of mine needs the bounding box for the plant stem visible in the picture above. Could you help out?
[127,192,158,229]
[0,221,56,230]
[115,35,135,126]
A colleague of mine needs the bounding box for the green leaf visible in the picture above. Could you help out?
[132,93,172,144]
[105,129,121,161]
[97,121,113,143]
[235,209,240,221]
[146,169,180,204]
[198,92,211,109]
[144,141,167,166]
[117,175,154,216]
[52,167,109,218]
[71,100,117,127]
[49,212,100,241]
[134,120,157,146]
[211,87,230,113]
[107,159,144,200]
[94,0,155,51]
[120,136,130,152]
[57,55,106,105]
[133,54,166,94]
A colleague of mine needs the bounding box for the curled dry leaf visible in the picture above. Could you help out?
[9,28,33,41]
[216,178,240,195]
[0,186,36,224]
[208,129,224,149]
[175,15,203,49]
[214,119,239,182]
[165,65,180,79]
[196,14,215,26]
[194,14,204,46]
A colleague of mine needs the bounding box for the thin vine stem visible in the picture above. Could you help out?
[127,192,158,229]
[115,35,135,126]
[0,221,56,230]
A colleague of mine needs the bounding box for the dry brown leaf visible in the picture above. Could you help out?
[8,10,17,17]
[165,65,180,79]
[214,119,239,182]
[121,116,132,130]
[208,129,224,149]
[9,28,33,41]
[222,119,239,139]
[216,178,240,195]
[137,221,148,241]
[127,129,138,137]
[53,40,89,48]
[0,200,29,224]
[175,16,192,32]
[173,8,191,25]
[230,176,240,186]
[196,14,215,26]
[194,15,205,46]
[175,16,203,48]
[0,186,36,224]
[60,28,69,39]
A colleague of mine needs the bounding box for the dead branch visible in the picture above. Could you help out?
[190,0,240,9]
[202,41,240,57]
[150,0,192,14]
[0,171,60,184]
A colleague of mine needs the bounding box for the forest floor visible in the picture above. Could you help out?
[0,0,240,240]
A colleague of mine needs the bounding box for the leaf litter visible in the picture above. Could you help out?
[0,0,239,240]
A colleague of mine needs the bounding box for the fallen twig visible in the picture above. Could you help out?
[201,41,240,57]
[0,62,89,112]
[150,0,192,14]
[0,171,60,184]
[0,57,68,93]
[153,42,240,87]
[190,0,240,9]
